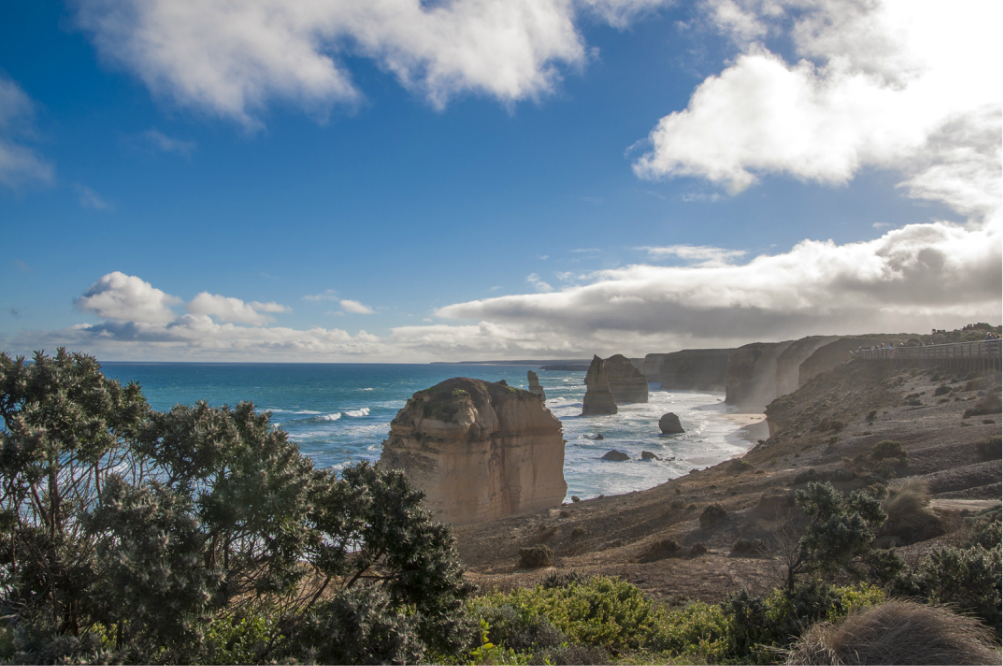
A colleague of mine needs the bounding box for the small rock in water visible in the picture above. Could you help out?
[601,450,630,461]
[659,412,685,434]
[641,450,659,460]
[595,433,604,440]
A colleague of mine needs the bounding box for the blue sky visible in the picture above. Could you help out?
[1,0,1000,362]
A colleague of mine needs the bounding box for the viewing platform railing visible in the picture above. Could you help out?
[852,339,1001,371]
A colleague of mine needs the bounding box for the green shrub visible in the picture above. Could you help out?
[880,479,943,545]
[472,576,661,655]
[815,419,845,433]
[871,439,907,461]
[963,392,1001,417]
[890,508,1002,637]
[934,384,951,396]
[646,601,730,662]
[570,526,587,539]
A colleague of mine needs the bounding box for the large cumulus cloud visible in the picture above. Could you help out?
[73,0,673,127]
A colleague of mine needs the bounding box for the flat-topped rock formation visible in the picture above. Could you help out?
[527,370,546,400]
[658,348,734,391]
[378,377,566,526]
[605,354,649,403]
[581,355,618,416]
[725,341,794,410]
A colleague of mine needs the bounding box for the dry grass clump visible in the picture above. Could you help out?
[785,600,1000,665]
[880,479,944,546]
[518,545,553,568]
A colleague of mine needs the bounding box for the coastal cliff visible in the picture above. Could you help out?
[582,355,618,415]
[605,354,649,403]
[725,341,794,410]
[657,348,734,391]
[798,335,909,387]
[378,377,567,526]
[775,336,839,396]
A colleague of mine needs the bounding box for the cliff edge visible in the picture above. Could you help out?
[378,377,567,526]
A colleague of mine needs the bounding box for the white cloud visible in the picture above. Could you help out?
[635,0,1002,222]
[303,289,339,301]
[340,299,375,314]
[74,0,647,127]
[74,184,114,210]
[639,244,746,265]
[76,272,182,325]
[526,273,554,292]
[187,292,290,325]
[0,73,54,188]
[438,220,1002,341]
[140,128,195,155]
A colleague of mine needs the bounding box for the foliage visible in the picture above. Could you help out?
[870,439,906,461]
[699,504,727,528]
[0,349,474,664]
[778,482,886,590]
[471,576,660,656]
[890,508,1002,637]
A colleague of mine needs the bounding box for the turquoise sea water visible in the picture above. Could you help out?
[99,362,755,502]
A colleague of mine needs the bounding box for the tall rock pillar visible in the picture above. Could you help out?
[581,355,618,416]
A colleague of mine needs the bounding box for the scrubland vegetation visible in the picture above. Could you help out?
[1,350,1000,664]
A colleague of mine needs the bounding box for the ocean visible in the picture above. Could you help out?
[99,362,756,502]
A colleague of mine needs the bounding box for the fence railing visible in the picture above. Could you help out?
[852,339,1001,370]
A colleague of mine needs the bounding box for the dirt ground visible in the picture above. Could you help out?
[454,360,1002,602]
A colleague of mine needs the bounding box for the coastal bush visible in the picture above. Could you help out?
[518,545,553,568]
[880,480,944,546]
[815,419,845,433]
[963,391,1002,418]
[640,538,680,562]
[934,384,951,396]
[699,504,727,529]
[774,482,886,591]
[871,439,906,461]
[471,576,661,656]
[732,538,766,557]
[889,508,1001,637]
[0,349,475,663]
[570,526,587,539]
[689,542,708,557]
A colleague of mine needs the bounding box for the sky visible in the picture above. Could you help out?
[1,0,1000,363]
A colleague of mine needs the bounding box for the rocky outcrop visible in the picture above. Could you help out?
[581,356,618,416]
[658,349,735,391]
[659,412,684,434]
[378,377,566,526]
[527,370,546,400]
[775,336,839,396]
[601,450,630,461]
[725,341,794,410]
[605,354,649,403]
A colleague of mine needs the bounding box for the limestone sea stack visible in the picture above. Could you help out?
[378,377,567,526]
[604,354,649,403]
[659,412,684,434]
[527,370,546,400]
[581,355,618,416]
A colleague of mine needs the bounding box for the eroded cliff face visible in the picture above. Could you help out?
[378,377,566,526]
[798,335,910,387]
[605,354,649,403]
[725,341,794,410]
[775,336,839,396]
[582,355,618,415]
[658,349,734,391]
